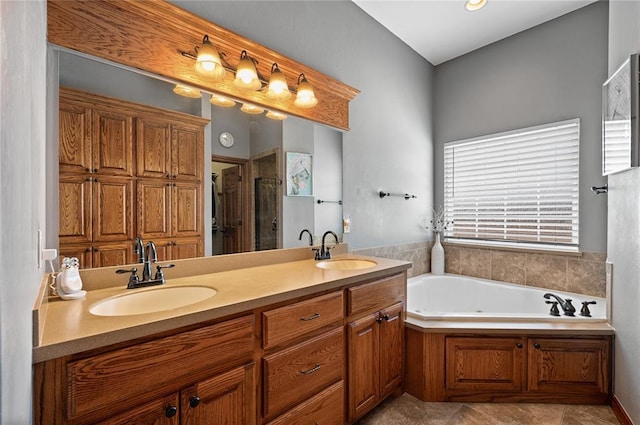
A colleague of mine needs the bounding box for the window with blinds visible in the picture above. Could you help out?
[443,119,580,250]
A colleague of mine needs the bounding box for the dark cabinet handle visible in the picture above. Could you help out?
[165,405,177,418]
[534,343,541,349]
[300,313,320,321]
[375,316,384,324]
[516,343,523,349]
[189,395,200,408]
[383,313,390,321]
[93,168,98,173]
[300,364,321,375]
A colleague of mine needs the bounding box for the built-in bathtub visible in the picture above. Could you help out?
[407,273,607,322]
[404,273,615,405]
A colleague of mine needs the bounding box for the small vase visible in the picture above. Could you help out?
[431,232,445,275]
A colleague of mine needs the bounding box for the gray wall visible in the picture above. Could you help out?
[434,1,608,253]
[0,1,47,423]
[607,1,640,423]
[171,0,435,250]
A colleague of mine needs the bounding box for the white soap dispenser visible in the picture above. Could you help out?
[56,257,86,300]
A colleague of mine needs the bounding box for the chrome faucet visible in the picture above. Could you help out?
[315,230,338,260]
[116,240,175,289]
[298,229,313,246]
[543,293,576,317]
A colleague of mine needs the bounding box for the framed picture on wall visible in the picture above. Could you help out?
[286,152,313,196]
[602,54,639,176]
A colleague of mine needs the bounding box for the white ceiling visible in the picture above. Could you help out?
[352,0,598,65]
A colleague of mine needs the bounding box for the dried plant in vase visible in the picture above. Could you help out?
[428,206,451,275]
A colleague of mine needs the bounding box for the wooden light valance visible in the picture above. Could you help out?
[47,0,360,131]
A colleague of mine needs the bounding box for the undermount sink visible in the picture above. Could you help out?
[316,259,377,270]
[89,286,217,317]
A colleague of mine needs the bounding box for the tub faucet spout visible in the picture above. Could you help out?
[543,293,576,317]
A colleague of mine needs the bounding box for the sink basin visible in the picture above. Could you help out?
[316,259,377,270]
[89,286,217,316]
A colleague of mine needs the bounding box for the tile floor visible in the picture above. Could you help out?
[356,393,621,425]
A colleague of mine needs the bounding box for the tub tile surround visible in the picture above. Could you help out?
[356,393,621,425]
[354,241,607,298]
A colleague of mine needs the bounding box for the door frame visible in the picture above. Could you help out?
[212,155,251,253]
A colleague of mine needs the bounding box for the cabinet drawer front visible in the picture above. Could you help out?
[265,381,344,425]
[263,292,344,349]
[348,273,405,317]
[263,327,344,419]
[67,315,254,421]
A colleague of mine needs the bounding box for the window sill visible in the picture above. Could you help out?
[442,239,582,257]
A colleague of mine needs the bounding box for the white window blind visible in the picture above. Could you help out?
[603,119,631,175]
[444,119,580,250]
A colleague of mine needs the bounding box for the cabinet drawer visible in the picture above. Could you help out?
[67,315,254,421]
[263,291,343,349]
[265,381,344,425]
[348,273,405,317]
[263,327,344,419]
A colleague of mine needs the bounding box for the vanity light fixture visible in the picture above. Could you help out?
[172,84,202,98]
[180,37,319,109]
[240,103,264,114]
[266,110,287,120]
[266,63,291,100]
[194,35,225,80]
[294,74,318,108]
[465,0,487,11]
[210,94,236,107]
[234,51,262,91]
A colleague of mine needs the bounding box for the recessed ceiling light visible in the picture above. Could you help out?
[465,0,487,12]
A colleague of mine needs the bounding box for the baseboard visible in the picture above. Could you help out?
[611,395,634,425]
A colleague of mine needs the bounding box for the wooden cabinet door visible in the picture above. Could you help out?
[172,182,202,238]
[137,117,172,179]
[137,179,172,239]
[93,177,133,242]
[528,338,610,395]
[59,174,92,244]
[172,123,202,181]
[93,393,179,425]
[172,237,202,260]
[181,364,255,425]
[446,336,526,392]
[58,245,93,269]
[93,242,134,268]
[379,302,403,398]
[347,313,379,422]
[59,101,92,174]
[92,108,134,176]
[222,165,242,254]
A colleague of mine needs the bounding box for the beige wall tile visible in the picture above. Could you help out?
[525,253,567,291]
[491,251,526,285]
[567,258,606,298]
[443,244,461,274]
[460,248,491,279]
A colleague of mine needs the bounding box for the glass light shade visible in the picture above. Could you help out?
[234,51,262,91]
[172,84,202,98]
[194,35,225,80]
[465,0,487,11]
[294,74,318,108]
[266,110,287,120]
[210,94,236,107]
[266,64,291,100]
[240,103,264,114]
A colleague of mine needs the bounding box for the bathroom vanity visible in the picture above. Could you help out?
[32,249,410,425]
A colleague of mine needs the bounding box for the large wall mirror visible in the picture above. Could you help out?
[51,48,343,267]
